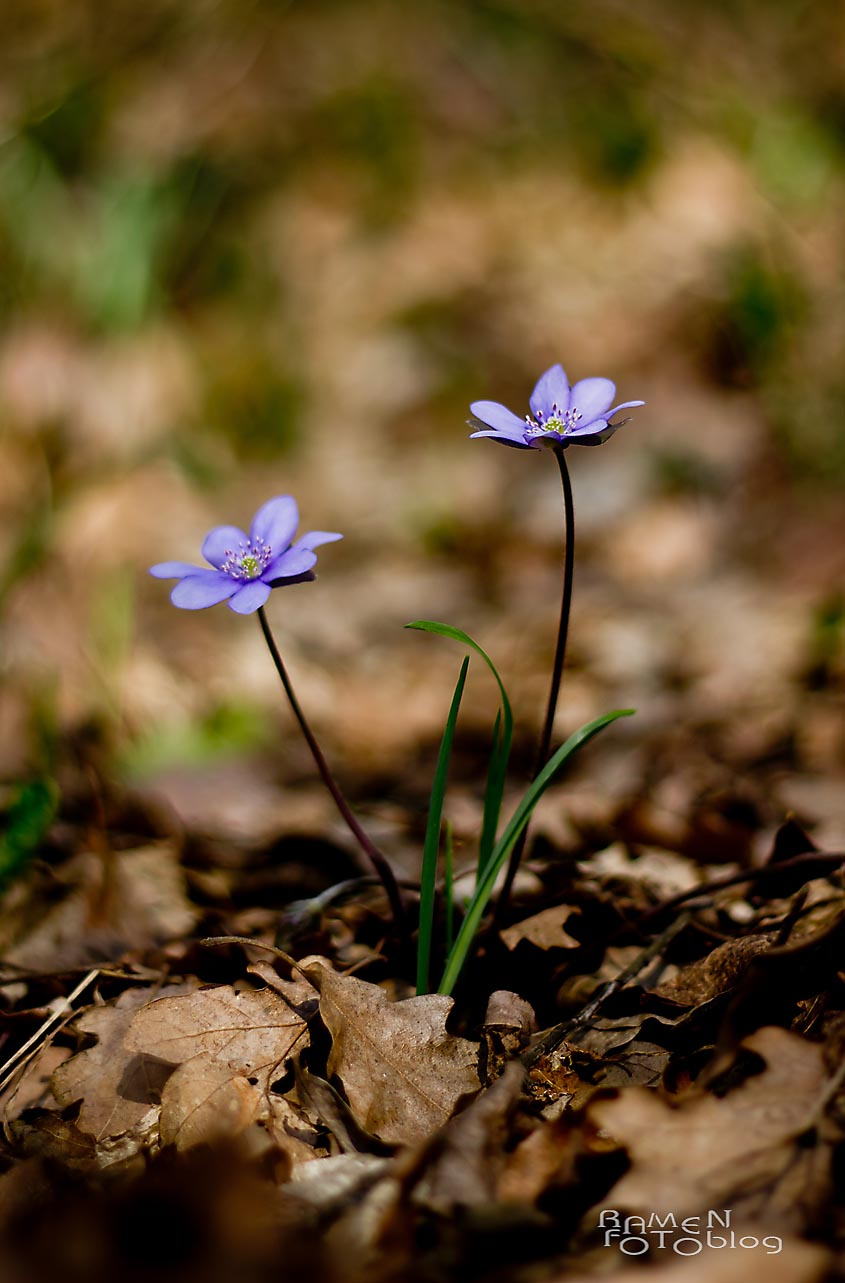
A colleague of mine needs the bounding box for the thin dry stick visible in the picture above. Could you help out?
[613,850,845,943]
[521,912,691,1069]
[0,968,99,1095]
[200,935,305,975]
[807,1056,845,1128]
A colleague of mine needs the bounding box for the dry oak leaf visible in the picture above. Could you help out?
[653,933,776,1006]
[302,960,479,1146]
[587,1026,833,1235]
[51,984,195,1145]
[497,1109,585,1205]
[410,1060,527,1213]
[499,905,582,952]
[123,980,314,1150]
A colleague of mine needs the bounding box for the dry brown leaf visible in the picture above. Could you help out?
[498,1114,583,1204]
[500,906,582,952]
[264,1092,325,1170]
[587,1027,833,1234]
[159,1059,262,1149]
[124,981,313,1076]
[480,990,536,1086]
[547,1237,830,1283]
[6,1110,98,1170]
[653,933,776,1006]
[302,961,479,1145]
[483,990,537,1044]
[597,1041,670,1090]
[410,1060,526,1213]
[294,1066,393,1155]
[122,980,314,1149]
[1,1044,71,1122]
[287,1152,391,1211]
[51,985,189,1142]
[0,842,197,971]
[576,845,706,901]
[284,1151,395,1268]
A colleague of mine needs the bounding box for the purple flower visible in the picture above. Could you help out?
[150,495,342,613]
[470,363,644,450]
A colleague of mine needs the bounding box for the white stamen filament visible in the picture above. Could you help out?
[524,401,582,437]
[221,538,273,580]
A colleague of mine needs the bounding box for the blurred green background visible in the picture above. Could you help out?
[1,0,843,854]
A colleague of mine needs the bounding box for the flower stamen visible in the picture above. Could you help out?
[524,401,583,438]
[222,538,273,580]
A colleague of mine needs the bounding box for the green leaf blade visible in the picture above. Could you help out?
[478,709,511,884]
[406,621,515,891]
[406,620,513,733]
[416,654,471,995]
[438,708,634,994]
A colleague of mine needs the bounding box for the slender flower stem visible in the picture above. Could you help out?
[257,606,406,931]
[537,447,576,761]
[494,446,575,924]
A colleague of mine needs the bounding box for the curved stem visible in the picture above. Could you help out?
[494,446,575,923]
[257,607,405,931]
[536,447,575,764]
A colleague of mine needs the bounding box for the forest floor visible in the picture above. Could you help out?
[1,453,843,1283]
[2,6,845,1279]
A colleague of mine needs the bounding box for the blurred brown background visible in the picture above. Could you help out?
[1,0,843,866]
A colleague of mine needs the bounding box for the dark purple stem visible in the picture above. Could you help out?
[494,445,575,924]
[537,447,575,760]
[257,606,405,932]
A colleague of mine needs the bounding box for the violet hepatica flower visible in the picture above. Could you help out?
[150,495,342,614]
[470,363,644,449]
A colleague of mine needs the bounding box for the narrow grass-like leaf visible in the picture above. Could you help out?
[443,819,455,956]
[406,622,513,730]
[438,708,634,995]
[416,655,470,996]
[478,708,509,885]
[406,621,514,889]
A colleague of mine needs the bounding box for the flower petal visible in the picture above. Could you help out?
[570,378,616,425]
[149,561,202,579]
[171,571,239,609]
[250,495,299,553]
[294,530,343,551]
[469,401,527,435]
[228,580,272,614]
[607,399,645,419]
[530,364,570,419]
[468,428,534,449]
[469,428,535,449]
[567,417,609,437]
[568,419,627,446]
[202,525,248,569]
[265,547,318,580]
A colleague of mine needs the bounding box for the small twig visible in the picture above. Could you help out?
[613,850,845,943]
[522,912,691,1068]
[807,1055,845,1128]
[199,934,306,976]
[201,935,384,984]
[773,885,809,945]
[0,962,153,985]
[0,968,99,1095]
